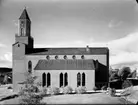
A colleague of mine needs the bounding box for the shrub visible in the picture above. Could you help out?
[7,86,12,89]
[63,86,73,94]
[93,86,98,91]
[59,86,64,93]
[47,86,60,95]
[75,86,87,94]
[107,88,116,96]
[39,86,47,96]
[122,80,133,89]
[101,85,107,90]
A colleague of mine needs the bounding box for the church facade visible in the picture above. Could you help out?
[12,9,109,92]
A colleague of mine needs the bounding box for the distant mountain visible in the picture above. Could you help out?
[0,67,12,73]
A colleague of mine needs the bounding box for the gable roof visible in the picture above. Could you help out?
[34,59,95,70]
[19,9,30,21]
[27,47,109,55]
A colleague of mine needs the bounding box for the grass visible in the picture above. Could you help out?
[0,84,136,104]
[41,92,130,104]
[1,92,135,104]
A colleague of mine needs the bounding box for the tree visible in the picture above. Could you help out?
[109,73,119,81]
[128,70,137,78]
[19,72,43,104]
[3,75,8,84]
[118,67,131,81]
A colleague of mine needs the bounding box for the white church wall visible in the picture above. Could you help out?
[34,70,95,91]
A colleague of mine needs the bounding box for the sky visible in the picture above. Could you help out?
[0,0,138,70]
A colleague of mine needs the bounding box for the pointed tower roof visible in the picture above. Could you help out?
[19,8,30,21]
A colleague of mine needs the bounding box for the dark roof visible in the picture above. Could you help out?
[27,47,109,55]
[19,9,30,21]
[34,59,95,70]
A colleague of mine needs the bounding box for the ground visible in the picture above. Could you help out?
[0,92,134,104]
[0,84,136,104]
[41,93,132,104]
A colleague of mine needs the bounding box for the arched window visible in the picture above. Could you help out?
[64,55,67,59]
[77,73,81,87]
[82,73,85,86]
[59,73,63,87]
[28,61,32,73]
[42,73,46,87]
[72,55,76,59]
[47,73,51,87]
[64,73,68,86]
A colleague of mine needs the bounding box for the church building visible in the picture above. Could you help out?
[12,9,109,92]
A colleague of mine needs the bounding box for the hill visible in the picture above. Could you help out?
[0,68,12,73]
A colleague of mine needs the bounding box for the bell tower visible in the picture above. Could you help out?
[12,8,34,92]
[19,8,31,37]
[15,8,34,49]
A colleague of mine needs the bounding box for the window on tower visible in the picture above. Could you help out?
[28,61,32,73]
[20,21,24,36]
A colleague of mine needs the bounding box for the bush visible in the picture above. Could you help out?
[63,86,73,94]
[101,85,107,90]
[7,86,12,89]
[75,86,87,94]
[107,88,116,96]
[47,86,60,95]
[122,80,133,89]
[59,86,64,93]
[39,86,47,96]
[93,86,98,91]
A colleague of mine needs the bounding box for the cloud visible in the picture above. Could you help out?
[108,32,138,68]
[33,32,138,69]
[108,19,123,28]
[0,52,12,67]
[0,43,6,48]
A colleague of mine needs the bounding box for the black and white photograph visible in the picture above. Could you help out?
[0,0,138,104]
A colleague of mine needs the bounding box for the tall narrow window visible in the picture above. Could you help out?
[47,73,51,87]
[77,73,81,87]
[28,61,32,73]
[60,73,63,87]
[64,73,68,86]
[82,73,85,86]
[42,73,46,87]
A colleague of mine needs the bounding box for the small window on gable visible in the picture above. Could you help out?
[72,55,76,59]
[81,55,84,59]
[64,55,67,59]
[46,55,50,60]
[55,55,58,59]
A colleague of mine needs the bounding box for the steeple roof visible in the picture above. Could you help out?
[19,8,30,21]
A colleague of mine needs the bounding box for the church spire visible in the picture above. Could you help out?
[19,8,30,21]
[18,8,31,37]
